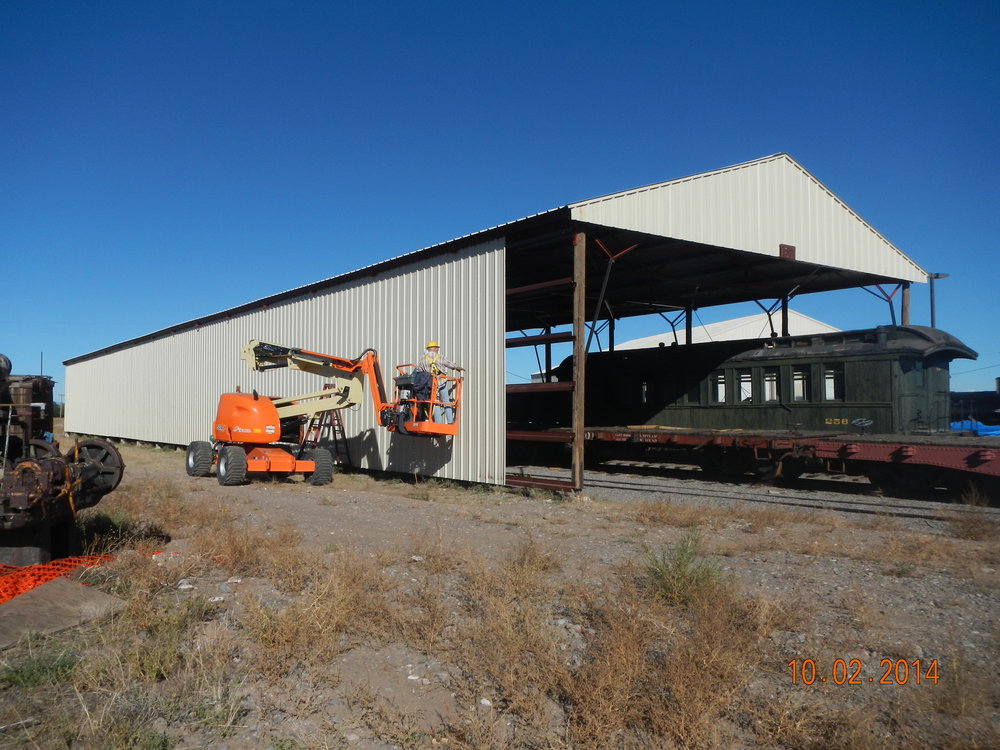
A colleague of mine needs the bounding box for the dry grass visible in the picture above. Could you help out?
[238,548,395,680]
[3,441,998,748]
[946,485,1000,541]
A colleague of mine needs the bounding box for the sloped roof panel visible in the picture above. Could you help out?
[569,154,926,283]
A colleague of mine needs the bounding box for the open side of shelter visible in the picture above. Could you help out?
[500,153,927,489]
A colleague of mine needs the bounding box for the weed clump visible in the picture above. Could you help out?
[641,529,728,606]
[947,485,999,541]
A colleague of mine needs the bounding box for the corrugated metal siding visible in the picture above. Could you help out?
[570,154,927,283]
[65,238,506,484]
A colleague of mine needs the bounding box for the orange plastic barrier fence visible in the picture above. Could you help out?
[0,555,114,605]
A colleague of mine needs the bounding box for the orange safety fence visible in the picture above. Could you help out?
[0,555,114,605]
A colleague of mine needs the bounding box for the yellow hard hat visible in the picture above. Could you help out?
[426,340,439,348]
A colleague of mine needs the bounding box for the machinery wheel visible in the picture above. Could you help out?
[217,445,248,486]
[27,439,61,458]
[304,448,334,486]
[185,441,214,477]
[64,439,125,494]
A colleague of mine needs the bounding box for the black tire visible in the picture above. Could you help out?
[185,441,214,477]
[217,445,248,486]
[304,447,334,486]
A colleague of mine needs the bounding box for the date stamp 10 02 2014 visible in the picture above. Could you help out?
[788,658,939,686]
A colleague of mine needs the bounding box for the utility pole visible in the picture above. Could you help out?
[929,273,949,328]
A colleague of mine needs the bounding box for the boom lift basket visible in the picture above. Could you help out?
[391,366,463,437]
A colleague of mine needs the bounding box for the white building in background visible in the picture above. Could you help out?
[616,311,840,350]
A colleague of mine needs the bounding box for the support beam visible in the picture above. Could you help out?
[572,232,587,491]
[901,282,910,325]
[781,297,789,336]
[685,307,693,345]
[505,332,574,348]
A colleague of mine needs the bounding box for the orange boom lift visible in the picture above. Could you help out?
[186,341,464,486]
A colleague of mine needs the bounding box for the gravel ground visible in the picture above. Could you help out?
[7,441,997,749]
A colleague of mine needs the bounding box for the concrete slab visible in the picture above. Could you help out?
[0,577,125,649]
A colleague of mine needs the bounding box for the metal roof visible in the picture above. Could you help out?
[505,153,926,331]
[67,153,926,364]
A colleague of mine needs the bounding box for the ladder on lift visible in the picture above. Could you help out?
[300,386,352,467]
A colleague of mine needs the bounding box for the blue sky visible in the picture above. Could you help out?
[2,0,998,396]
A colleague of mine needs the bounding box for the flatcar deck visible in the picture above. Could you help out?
[506,425,1000,496]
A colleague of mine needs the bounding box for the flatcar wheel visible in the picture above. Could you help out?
[752,460,780,480]
[774,456,806,481]
[65,439,125,494]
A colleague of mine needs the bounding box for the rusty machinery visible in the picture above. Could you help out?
[1,354,124,566]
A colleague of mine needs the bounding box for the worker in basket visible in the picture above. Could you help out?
[414,340,464,423]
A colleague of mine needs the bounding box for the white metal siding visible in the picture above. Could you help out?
[570,154,927,283]
[65,238,506,484]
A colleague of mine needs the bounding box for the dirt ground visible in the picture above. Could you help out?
[4,436,999,749]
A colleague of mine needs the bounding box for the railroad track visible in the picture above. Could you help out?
[508,462,1000,523]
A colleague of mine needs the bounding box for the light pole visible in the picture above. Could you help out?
[929,273,948,328]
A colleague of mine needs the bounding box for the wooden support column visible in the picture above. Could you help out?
[543,326,552,382]
[572,232,587,491]
[781,296,789,336]
[901,282,910,325]
[685,307,693,345]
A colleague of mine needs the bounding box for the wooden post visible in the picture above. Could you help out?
[901,282,910,325]
[572,232,587,491]
[685,306,693,345]
[543,325,552,382]
[781,296,789,336]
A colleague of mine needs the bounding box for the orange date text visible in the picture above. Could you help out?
[787,658,939,686]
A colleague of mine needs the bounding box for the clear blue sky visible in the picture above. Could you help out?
[2,0,998,396]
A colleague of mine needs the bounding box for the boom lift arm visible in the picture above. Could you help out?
[240,340,393,423]
[186,339,464,488]
[239,340,463,437]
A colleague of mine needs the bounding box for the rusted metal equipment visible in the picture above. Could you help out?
[1,355,124,566]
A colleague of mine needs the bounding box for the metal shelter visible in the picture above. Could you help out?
[64,153,930,493]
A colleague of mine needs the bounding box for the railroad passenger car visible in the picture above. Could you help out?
[526,326,976,436]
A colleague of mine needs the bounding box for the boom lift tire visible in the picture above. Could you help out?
[304,447,334,486]
[217,445,248,486]
[185,441,214,477]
